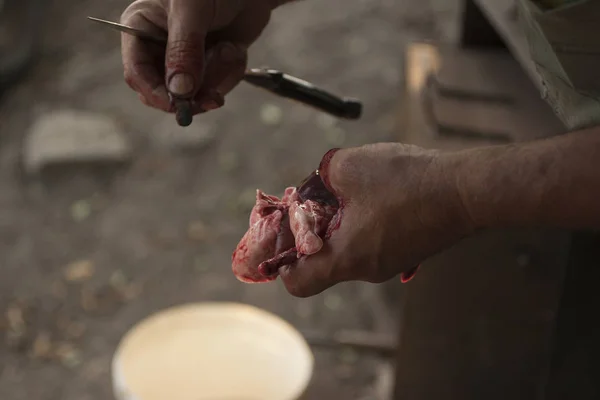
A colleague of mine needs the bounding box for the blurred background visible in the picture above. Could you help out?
[0,0,461,398]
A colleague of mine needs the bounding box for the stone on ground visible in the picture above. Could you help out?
[22,110,132,175]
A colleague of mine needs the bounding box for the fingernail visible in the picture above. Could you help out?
[400,265,420,283]
[151,86,171,111]
[168,73,195,97]
[219,43,240,63]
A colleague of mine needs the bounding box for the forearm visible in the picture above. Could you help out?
[452,127,600,230]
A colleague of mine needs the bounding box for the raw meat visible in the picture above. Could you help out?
[232,171,339,283]
[231,147,420,285]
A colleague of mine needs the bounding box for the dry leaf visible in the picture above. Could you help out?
[80,287,98,312]
[4,302,30,351]
[119,283,143,302]
[5,304,25,330]
[54,342,82,368]
[81,286,122,316]
[64,260,95,282]
[31,332,53,360]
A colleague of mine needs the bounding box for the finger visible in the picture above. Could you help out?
[190,91,224,115]
[165,0,215,99]
[190,5,269,110]
[121,2,171,112]
[279,210,357,298]
[195,42,247,109]
[280,197,378,298]
[138,93,150,107]
[279,249,338,298]
[216,5,272,49]
[318,147,370,202]
[317,148,343,196]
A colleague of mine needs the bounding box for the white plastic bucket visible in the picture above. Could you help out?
[112,302,314,400]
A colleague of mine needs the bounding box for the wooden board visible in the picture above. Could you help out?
[393,230,570,400]
[393,42,570,400]
[398,43,563,152]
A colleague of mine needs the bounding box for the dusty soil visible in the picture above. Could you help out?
[0,0,460,399]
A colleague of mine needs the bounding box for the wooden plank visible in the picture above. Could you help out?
[543,232,600,400]
[399,44,504,151]
[393,42,570,400]
[427,83,514,142]
[435,48,521,99]
[398,44,562,152]
[393,230,570,400]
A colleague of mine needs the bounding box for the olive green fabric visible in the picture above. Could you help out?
[517,0,600,130]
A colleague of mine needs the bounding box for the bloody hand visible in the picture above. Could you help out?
[233,143,477,297]
[120,0,274,114]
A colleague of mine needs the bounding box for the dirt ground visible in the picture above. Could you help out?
[0,1,460,399]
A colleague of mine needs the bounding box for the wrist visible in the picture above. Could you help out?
[440,150,486,230]
[429,151,480,235]
[448,144,543,230]
[406,148,478,238]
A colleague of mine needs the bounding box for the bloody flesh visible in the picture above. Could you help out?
[231,171,339,283]
[231,148,419,284]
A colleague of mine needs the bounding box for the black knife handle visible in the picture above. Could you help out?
[243,70,362,120]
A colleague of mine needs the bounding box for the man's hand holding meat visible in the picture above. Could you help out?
[235,134,600,297]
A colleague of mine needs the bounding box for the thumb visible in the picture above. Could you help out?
[317,148,342,196]
[318,145,389,201]
[165,0,214,98]
[317,147,358,200]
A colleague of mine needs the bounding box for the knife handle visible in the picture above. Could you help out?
[244,71,362,120]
